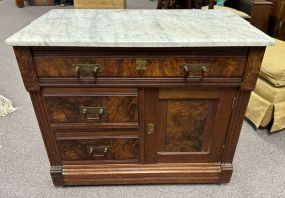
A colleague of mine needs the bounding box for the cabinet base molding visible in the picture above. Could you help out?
[51,163,233,186]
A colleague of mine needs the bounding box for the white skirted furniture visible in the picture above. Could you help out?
[246,39,285,132]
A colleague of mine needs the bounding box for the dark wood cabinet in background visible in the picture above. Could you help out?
[267,0,285,40]
[13,46,265,186]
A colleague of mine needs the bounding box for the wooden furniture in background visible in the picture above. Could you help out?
[158,0,272,33]
[16,0,24,7]
[267,0,285,40]
[30,0,55,6]
[157,0,214,9]
[225,0,273,34]
[74,0,126,9]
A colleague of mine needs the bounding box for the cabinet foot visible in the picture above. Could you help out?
[220,163,233,183]
[50,166,64,187]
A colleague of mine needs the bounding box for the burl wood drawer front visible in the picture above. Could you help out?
[43,88,138,123]
[34,57,246,78]
[57,137,139,162]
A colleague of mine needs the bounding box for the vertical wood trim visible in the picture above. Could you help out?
[13,47,40,91]
[201,100,218,152]
[270,0,285,39]
[138,88,145,163]
[144,88,159,164]
[158,100,168,152]
[221,91,251,163]
[30,92,61,165]
[208,89,237,162]
[240,47,266,90]
[250,3,272,33]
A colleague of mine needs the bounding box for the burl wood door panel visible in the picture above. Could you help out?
[144,88,237,164]
[34,57,246,78]
[164,100,215,152]
[42,88,138,124]
[57,137,139,163]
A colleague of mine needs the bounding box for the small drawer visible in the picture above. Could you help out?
[34,57,247,78]
[43,88,138,123]
[57,137,139,162]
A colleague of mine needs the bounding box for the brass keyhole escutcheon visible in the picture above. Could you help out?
[136,59,148,72]
[147,123,154,135]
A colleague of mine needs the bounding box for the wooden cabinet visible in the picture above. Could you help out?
[267,0,285,40]
[13,46,265,186]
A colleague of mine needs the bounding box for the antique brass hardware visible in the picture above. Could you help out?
[72,64,103,78]
[147,123,155,135]
[182,64,209,77]
[80,106,106,121]
[87,145,110,157]
[136,59,148,71]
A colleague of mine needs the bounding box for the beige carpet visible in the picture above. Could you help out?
[0,0,285,197]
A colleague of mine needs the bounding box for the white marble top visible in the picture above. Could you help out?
[5,9,275,47]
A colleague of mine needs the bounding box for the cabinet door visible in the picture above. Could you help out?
[143,88,236,164]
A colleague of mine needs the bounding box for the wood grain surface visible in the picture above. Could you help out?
[13,47,40,91]
[34,57,246,78]
[165,100,210,152]
[57,138,138,161]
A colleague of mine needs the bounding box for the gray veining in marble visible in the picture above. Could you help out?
[5,9,275,47]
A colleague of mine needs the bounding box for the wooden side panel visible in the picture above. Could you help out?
[30,92,61,165]
[13,47,39,91]
[241,47,266,90]
[222,91,251,163]
[220,91,251,183]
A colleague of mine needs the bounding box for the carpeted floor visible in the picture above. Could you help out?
[0,0,285,197]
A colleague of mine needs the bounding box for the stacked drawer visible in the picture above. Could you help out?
[42,87,139,164]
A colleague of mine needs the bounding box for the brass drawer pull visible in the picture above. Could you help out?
[80,106,106,121]
[182,64,208,78]
[87,145,110,157]
[72,64,103,78]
